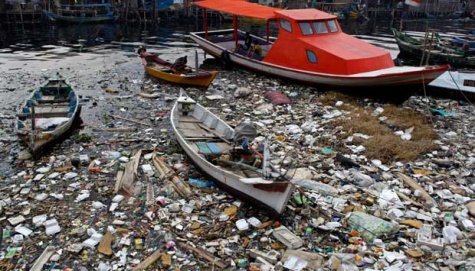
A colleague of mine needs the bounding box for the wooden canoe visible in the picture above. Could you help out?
[170,92,295,215]
[139,50,218,88]
[16,73,81,156]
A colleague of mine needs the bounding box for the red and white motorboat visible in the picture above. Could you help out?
[190,0,449,103]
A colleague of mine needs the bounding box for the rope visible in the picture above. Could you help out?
[447,71,473,106]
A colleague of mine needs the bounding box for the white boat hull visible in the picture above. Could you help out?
[190,30,444,88]
[171,95,294,215]
[429,71,475,93]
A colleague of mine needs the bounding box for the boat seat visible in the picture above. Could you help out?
[196,142,223,155]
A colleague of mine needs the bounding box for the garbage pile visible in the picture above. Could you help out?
[1,69,475,271]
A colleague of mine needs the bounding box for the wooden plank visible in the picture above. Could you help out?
[180,128,214,138]
[114,170,124,194]
[177,242,228,269]
[132,246,165,271]
[30,246,56,271]
[198,123,231,144]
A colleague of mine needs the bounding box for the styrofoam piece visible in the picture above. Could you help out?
[8,215,26,226]
[15,225,33,236]
[74,191,90,202]
[283,255,308,271]
[461,219,475,231]
[35,193,49,201]
[112,195,124,203]
[45,219,61,236]
[36,167,51,173]
[79,154,90,164]
[109,202,119,212]
[249,249,280,264]
[47,172,60,179]
[236,219,249,231]
[83,233,103,248]
[64,172,78,179]
[247,217,262,227]
[32,214,48,226]
[141,164,154,177]
[272,226,304,249]
[416,233,444,251]
[34,174,45,181]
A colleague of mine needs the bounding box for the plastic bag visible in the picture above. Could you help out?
[346,211,397,241]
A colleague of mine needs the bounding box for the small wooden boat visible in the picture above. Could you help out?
[138,49,218,88]
[171,93,295,215]
[16,73,81,156]
[190,0,449,103]
[42,3,119,24]
[393,28,475,69]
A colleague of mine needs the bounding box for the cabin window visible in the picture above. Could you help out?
[280,19,292,32]
[299,22,313,35]
[327,19,339,32]
[313,21,329,34]
[306,50,317,63]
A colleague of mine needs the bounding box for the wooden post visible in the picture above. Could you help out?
[30,102,36,148]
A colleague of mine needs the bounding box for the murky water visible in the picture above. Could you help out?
[1,18,475,172]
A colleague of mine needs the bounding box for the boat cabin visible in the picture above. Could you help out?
[265,9,395,75]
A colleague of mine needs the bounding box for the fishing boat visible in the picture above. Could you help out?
[189,0,449,103]
[16,73,81,156]
[42,3,119,24]
[428,70,475,100]
[138,48,218,88]
[170,92,295,215]
[392,28,475,69]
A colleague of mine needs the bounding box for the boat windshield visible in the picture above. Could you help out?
[313,21,329,34]
[298,19,339,35]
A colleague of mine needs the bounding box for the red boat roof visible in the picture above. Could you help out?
[193,0,280,20]
[274,9,337,21]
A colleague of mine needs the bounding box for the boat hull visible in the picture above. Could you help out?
[42,10,118,23]
[171,95,294,215]
[140,53,218,87]
[393,29,475,69]
[427,71,475,101]
[190,30,448,102]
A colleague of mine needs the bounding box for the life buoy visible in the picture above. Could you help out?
[221,50,231,68]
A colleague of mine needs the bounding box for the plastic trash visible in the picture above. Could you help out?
[182,200,195,213]
[283,255,308,271]
[188,178,216,188]
[45,219,61,236]
[291,179,338,196]
[264,90,291,105]
[442,222,463,244]
[101,150,121,159]
[97,262,111,271]
[346,211,397,241]
[236,219,249,231]
[272,225,304,249]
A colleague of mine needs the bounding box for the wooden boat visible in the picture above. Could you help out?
[138,49,218,88]
[171,93,295,215]
[16,73,81,156]
[392,28,475,69]
[42,3,119,24]
[189,0,449,103]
